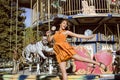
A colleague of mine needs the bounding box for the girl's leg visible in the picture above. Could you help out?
[59,61,67,80]
[72,54,106,69]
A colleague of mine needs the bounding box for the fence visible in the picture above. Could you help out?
[32,0,120,23]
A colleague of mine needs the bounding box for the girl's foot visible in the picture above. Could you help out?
[99,62,107,72]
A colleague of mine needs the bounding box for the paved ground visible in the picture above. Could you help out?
[0,68,120,80]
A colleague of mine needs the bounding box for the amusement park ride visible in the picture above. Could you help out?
[0,0,120,80]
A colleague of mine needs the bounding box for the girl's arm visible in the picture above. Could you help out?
[66,30,95,39]
[46,31,54,42]
[47,35,54,42]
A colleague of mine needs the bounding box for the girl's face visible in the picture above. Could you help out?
[60,20,67,30]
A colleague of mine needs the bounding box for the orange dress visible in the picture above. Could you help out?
[53,30,76,63]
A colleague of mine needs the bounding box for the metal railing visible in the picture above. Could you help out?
[0,59,13,73]
[32,0,120,23]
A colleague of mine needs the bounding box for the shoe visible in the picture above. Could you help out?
[90,64,96,73]
[99,62,107,72]
[92,64,96,68]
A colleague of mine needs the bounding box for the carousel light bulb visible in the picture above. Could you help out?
[84,29,93,36]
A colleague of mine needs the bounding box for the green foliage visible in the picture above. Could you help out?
[24,27,35,46]
[0,0,26,59]
[23,27,43,47]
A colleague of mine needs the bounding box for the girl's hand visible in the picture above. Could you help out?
[46,30,51,36]
[88,34,95,39]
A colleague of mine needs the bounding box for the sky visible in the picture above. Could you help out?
[23,0,67,27]
[23,8,32,27]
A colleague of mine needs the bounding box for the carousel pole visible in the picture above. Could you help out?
[48,0,53,74]
[29,0,33,75]
[117,24,120,49]
[15,0,18,73]
[10,0,13,58]
[31,0,33,26]
[69,0,71,15]
[73,25,76,45]
[48,0,50,31]
[16,0,18,50]
[36,0,41,74]
[104,24,108,45]
[10,0,13,74]
[58,0,60,14]
[36,0,39,41]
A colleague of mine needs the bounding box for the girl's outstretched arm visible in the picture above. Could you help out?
[66,30,95,39]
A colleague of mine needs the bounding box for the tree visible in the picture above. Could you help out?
[24,27,36,46]
[0,0,26,59]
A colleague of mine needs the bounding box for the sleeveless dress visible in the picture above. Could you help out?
[53,30,76,63]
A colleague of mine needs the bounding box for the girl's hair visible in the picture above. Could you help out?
[53,17,69,31]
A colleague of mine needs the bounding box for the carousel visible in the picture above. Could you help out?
[0,0,120,80]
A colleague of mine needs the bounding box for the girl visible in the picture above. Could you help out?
[46,18,106,80]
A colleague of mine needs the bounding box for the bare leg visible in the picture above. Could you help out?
[72,54,105,69]
[59,62,67,80]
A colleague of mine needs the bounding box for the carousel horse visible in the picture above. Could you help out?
[22,36,53,74]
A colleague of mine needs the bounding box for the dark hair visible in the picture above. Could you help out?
[53,17,69,31]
